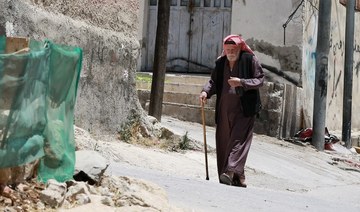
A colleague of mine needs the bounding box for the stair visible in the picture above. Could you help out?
[136,72,216,126]
[136,74,360,147]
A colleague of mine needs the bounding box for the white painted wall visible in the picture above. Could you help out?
[231,0,304,77]
[231,0,303,46]
[301,0,318,128]
[137,1,149,71]
[302,0,360,131]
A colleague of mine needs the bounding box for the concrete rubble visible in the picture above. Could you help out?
[0,145,179,211]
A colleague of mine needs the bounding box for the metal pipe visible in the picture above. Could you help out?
[342,0,355,149]
[312,0,332,151]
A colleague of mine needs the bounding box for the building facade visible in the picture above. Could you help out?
[138,0,360,135]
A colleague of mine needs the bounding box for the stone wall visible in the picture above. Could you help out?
[254,82,303,138]
[0,0,144,135]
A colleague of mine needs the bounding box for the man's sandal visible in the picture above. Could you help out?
[219,173,232,185]
[232,178,247,188]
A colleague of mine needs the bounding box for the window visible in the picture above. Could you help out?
[150,0,157,6]
[181,0,189,6]
[181,0,201,7]
[194,0,201,7]
[224,0,232,8]
[204,0,211,7]
[152,0,178,6]
[214,0,221,7]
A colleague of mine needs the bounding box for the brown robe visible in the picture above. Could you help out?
[203,54,264,182]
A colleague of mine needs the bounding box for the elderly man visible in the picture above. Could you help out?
[199,34,264,187]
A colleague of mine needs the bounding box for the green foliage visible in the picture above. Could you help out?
[179,131,191,150]
[136,73,153,83]
[117,109,141,143]
[118,126,132,143]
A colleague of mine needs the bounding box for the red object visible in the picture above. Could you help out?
[294,127,339,149]
[324,143,335,151]
[339,0,360,12]
[296,128,313,141]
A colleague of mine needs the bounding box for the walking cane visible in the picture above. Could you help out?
[201,101,209,180]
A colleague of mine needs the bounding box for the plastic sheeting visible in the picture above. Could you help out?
[0,36,82,182]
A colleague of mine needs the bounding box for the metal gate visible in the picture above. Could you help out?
[143,0,232,73]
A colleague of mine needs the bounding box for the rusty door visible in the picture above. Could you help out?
[143,0,232,73]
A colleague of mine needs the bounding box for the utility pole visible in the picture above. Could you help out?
[342,0,355,149]
[312,0,332,151]
[148,0,171,121]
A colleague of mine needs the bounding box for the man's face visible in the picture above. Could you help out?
[224,44,240,62]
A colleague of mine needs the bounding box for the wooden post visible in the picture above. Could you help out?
[5,37,30,53]
[148,0,171,121]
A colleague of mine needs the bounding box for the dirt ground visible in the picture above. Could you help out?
[1,117,360,211]
[70,117,360,211]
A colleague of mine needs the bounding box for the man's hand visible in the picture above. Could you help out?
[228,77,242,87]
[199,91,207,105]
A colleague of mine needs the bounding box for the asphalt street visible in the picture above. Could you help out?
[108,160,359,212]
[106,116,360,212]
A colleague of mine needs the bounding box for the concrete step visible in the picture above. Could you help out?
[142,101,215,126]
[136,72,210,85]
[136,72,334,142]
[136,72,216,126]
[137,81,205,95]
[137,89,216,108]
[138,88,216,126]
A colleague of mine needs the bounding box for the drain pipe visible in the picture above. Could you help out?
[342,0,355,148]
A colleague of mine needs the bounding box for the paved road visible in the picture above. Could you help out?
[108,161,359,212]
[107,116,360,211]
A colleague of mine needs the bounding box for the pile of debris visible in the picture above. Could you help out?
[0,178,49,211]
[0,150,178,211]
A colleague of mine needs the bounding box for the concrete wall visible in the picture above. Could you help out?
[0,0,143,136]
[302,0,360,131]
[231,0,303,78]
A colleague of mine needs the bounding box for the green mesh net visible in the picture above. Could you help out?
[0,36,82,183]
